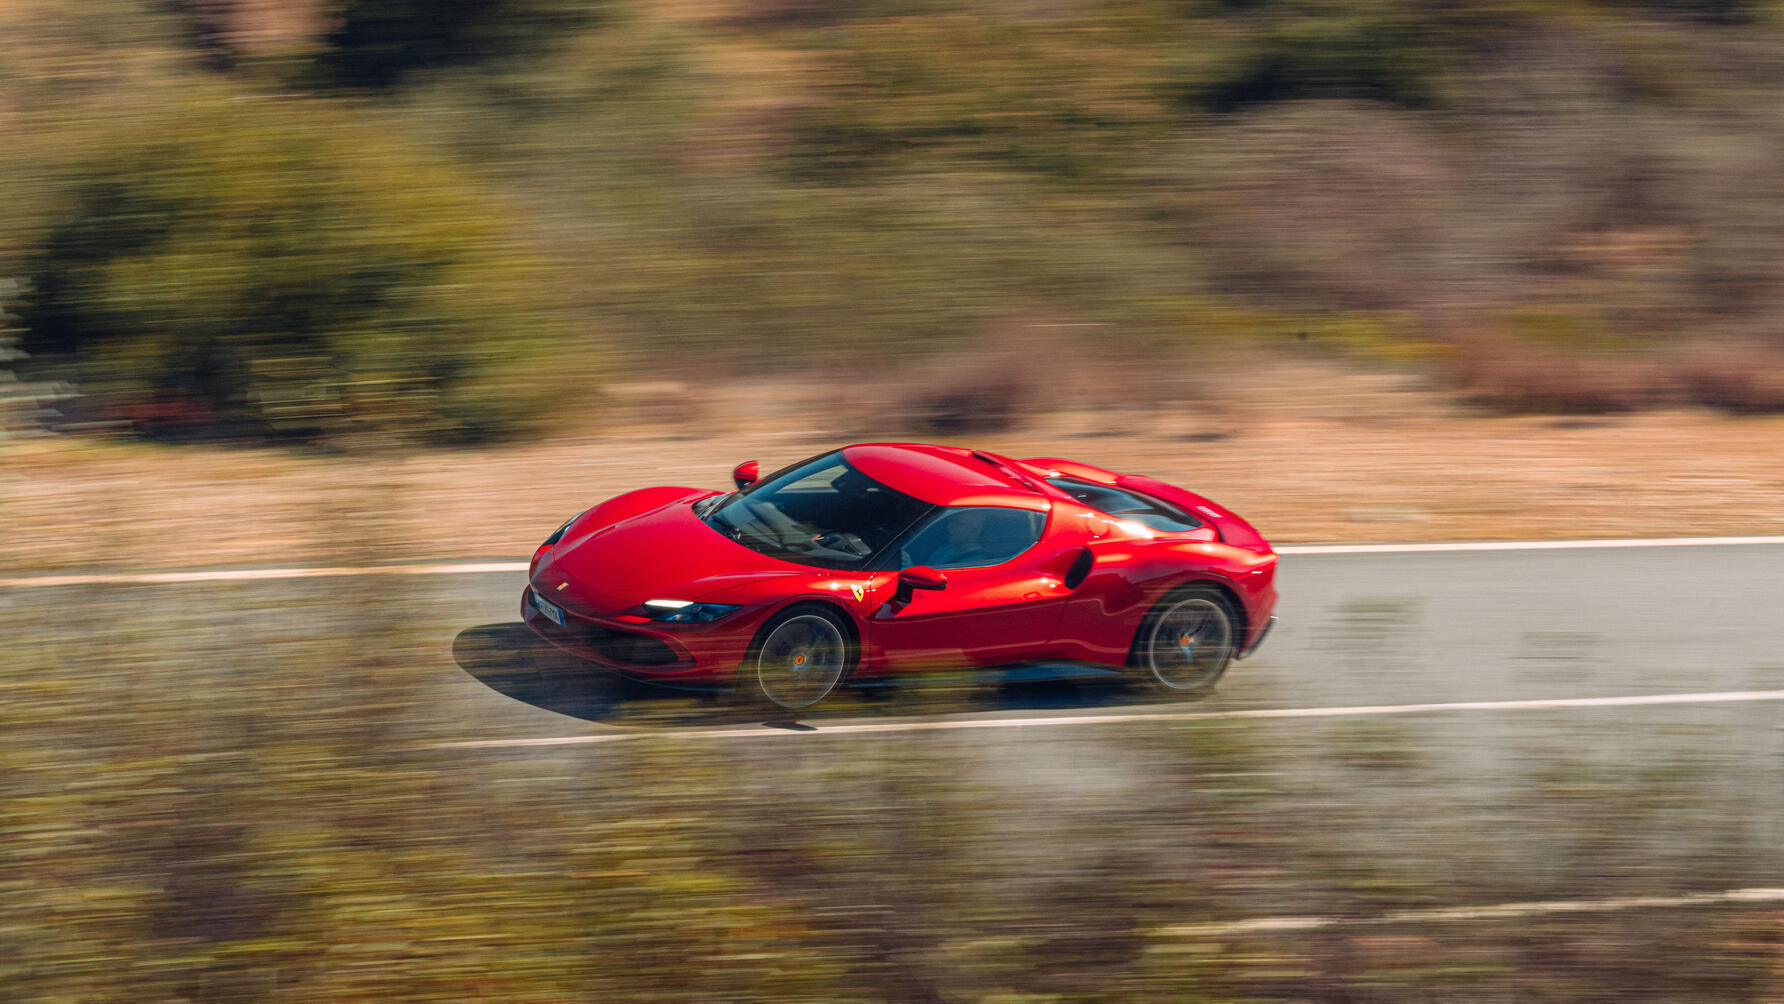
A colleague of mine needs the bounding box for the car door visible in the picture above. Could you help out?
[864,505,1075,671]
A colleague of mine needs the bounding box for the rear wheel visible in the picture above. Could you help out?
[751,607,853,710]
[1132,586,1238,696]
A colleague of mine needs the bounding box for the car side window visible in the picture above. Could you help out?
[899,507,1045,570]
[1045,477,1204,533]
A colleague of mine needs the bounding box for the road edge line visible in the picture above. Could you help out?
[1154,887,1784,938]
[434,688,1784,749]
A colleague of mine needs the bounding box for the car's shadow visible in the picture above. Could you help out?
[452,623,1142,729]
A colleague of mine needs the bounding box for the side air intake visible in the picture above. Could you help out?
[1063,548,1094,590]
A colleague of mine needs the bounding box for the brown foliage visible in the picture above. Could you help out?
[1679,342,1784,414]
[1452,335,1784,415]
[901,360,1035,435]
[1451,338,1666,414]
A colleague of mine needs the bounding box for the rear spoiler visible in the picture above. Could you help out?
[1117,474,1272,553]
[1017,456,1272,553]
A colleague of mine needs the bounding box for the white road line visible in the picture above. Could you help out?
[5,535,1783,589]
[0,561,529,589]
[1278,535,1784,555]
[436,688,1784,749]
[1156,887,1784,938]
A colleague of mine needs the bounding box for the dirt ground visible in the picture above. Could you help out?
[5,361,1784,575]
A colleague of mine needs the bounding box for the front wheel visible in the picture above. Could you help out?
[1132,586,1238,696]
[750,607,854,711]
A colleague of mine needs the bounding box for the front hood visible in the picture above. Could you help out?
[531,489,798,617]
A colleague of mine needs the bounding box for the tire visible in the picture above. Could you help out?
[1130,585,1238,696]
[747,606,855,711]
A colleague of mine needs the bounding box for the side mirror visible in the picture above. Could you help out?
[731,461,759,490]
[898,566,948,592]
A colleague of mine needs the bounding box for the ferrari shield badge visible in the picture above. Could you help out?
[556,581,569,591]
[850,583,866,602]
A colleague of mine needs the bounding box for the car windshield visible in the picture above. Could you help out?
[699,452,934,570]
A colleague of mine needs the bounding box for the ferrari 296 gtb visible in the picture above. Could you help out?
[523,443,1278,709]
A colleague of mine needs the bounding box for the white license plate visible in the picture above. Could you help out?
[534,591,566,627]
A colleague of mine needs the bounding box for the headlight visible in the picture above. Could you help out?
[641,600,740,624]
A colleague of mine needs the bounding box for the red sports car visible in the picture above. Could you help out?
[523,444,1277,709]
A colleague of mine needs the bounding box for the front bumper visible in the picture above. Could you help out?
[1234,615,1276,661]
[521,586,753,681]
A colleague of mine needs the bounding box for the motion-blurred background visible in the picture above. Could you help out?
[5,2,1784,1000]
[10,0,1784,446]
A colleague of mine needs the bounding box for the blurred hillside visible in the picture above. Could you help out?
[6,0,1784,442]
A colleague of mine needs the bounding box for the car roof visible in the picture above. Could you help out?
[842,443,1052,511]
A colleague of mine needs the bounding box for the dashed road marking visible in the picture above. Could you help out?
[5,536,1783,589]
[1279,535,1784,555]
[1155,887,1784,938]
[0,561,529,589]
[435,688,1784,749]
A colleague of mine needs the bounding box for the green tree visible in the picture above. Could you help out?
[20,87,581,443]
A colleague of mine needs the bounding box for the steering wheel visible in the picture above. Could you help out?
[746,499,805,538]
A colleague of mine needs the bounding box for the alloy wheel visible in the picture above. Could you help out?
[757,613,848,709]
[1145,596,1234,692]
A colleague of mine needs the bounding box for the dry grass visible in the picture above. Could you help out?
[7,358,1784,576]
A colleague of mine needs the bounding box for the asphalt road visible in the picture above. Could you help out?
[433,540,1784,870]
[1257,544,1784,707]
[9,540,1780,739]
[417,541,1784,732]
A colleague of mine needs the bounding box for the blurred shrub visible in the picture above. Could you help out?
[1451,336,1664,413]
[153,0,327,70]
[1447,292,1784,411]
[1181,9,1445,113]
[1607,0,1763,23]
[783,16,1151,181]
[18,87,579,443]
[314,0,609,89]
[715,0,955,27]
[10,0,1784,426]
[1680,342,1784,413]
[159,0,238,70]
[901,362,1034,434]
[1169,0,1528,113]
[0,278,75,438]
